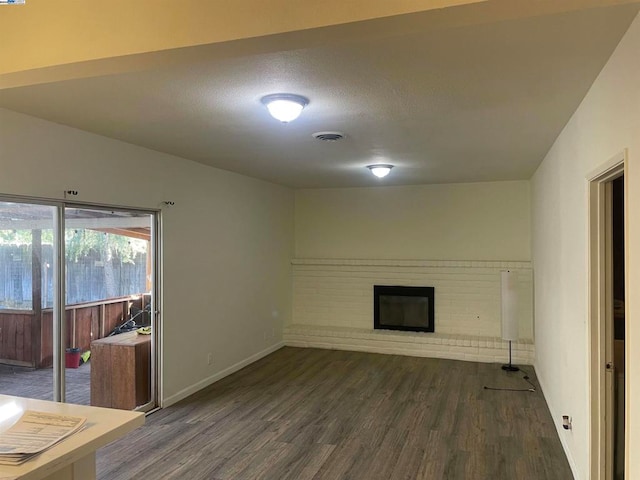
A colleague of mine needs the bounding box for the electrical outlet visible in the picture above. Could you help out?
[207,353,213,365]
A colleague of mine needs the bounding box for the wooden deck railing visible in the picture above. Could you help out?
[0,294,150,368]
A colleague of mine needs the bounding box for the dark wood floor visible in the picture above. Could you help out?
[0,361,91,405]
[97,347,573,480]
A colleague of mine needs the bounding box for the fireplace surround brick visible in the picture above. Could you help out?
[288,258,534,363]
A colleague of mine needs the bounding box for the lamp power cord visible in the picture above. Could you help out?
[483,367,536,393]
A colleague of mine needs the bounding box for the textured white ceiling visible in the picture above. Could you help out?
[0,4,638,188]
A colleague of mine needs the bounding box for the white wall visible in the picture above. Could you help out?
[295,181,531,261]
[292,182,533,355]
[531,12,640,479]
[0,108,294,405]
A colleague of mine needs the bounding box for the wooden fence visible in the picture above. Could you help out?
[0,244,147,309]
[0,294,149,368]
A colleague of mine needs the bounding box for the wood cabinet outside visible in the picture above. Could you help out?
[90,331,151,410]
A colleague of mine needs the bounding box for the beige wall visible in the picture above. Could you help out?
[0,0,484,76]
[295,181,531,261]
[293,182,533,348]
[0,108,294,405]
[1,0,630,86]
[532,11,640,479]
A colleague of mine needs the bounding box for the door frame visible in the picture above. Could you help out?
[0,193,162,410]
[63,202,162,412]
[587,150,627,479]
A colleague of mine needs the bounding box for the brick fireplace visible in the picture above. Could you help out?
[284,258,535,365]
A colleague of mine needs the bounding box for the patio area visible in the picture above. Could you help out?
[0,360,91,405]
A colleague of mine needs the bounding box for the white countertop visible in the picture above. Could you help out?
[0,395,144,480]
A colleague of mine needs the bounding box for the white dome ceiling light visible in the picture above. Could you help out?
[367,164,394,178]
[261,94,309,123]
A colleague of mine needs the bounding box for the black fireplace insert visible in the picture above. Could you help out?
[374,285,434,333]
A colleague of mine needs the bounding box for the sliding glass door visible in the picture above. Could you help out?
[64,207,156,411]
[0,198,158,412]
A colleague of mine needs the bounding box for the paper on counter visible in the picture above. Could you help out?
[0,411,86,465]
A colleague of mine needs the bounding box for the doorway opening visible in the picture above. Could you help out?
[588,152,626,480]
[611,176,625,479]
[0,198,160,413]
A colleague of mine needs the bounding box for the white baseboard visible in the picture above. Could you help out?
[284,325,535,364]
[534,364,579,480]
[162,341,285,407]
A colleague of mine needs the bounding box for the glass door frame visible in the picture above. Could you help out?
[0,193,161,410]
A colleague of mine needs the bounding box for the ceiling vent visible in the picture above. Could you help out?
[312,131,345,142]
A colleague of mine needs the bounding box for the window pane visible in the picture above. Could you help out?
[65,207,153,408]
[0,201,55,400]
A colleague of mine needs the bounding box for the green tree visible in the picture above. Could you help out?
[0,229,51,245]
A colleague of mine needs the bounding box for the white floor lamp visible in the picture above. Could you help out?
[501,270,519,372]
